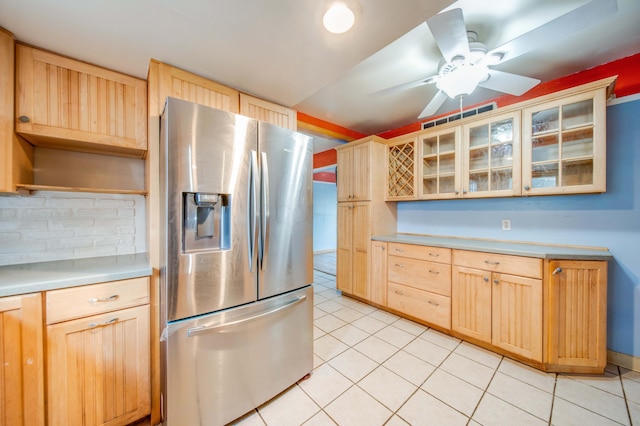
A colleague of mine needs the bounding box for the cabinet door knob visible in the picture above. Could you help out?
[18,115,30,123]
[524,185,530,191]
[552,267,563,275]
[493,279,499,285]
[483,276,489,282]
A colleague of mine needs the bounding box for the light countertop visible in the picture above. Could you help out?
[372,234,613,260]
[0,253,152,297]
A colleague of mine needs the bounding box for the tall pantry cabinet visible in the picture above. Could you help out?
[335,136,396,301]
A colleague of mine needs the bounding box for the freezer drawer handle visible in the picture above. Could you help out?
[187,295,307,337]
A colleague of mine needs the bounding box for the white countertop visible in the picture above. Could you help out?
[0,253,152,297]
[372,234,613,260]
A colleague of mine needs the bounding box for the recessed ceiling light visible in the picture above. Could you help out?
[323,4,355,34]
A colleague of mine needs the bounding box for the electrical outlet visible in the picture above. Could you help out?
[501,219,511,231]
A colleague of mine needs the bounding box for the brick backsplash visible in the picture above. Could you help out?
[0,191,146,266]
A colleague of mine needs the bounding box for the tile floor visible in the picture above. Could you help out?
[231,270,640,426]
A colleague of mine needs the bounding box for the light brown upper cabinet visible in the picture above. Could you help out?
[418,127,461,199]
[149,60,240,115]
[522,88,607,195]
[239,93,297,130]
[15,44,147,158]
[462,111,521,198]
[337,139,377,202]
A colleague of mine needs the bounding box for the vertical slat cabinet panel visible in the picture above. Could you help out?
[336,203,353,294]
[15,44,147,157]
[239,93,297,131]
[0,293,45,426]
[158,62,239,113]
[336,147,353,202]
[492,274,543,361]
[1,28,34,193]
[47,305,150,426]
[352,202,371,299]
[352,143,372,201]
[370,241,388,306]
[452,266,492,343]
[546,260,607,372]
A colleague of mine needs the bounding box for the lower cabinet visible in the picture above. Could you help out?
[46,277,151,426]
[369,238,608,373]
[0,292,45,426]
[545,260,607,372]
[386,243,452,329]
[337,202,370,299]
[370,241,388,306]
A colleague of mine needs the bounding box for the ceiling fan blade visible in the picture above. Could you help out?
[418,90,449,119]
[370,75,437,97]
[479,70,540,96]
[427,8,470,63]
[488,0,618,65]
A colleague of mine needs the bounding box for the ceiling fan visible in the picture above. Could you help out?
[375,0,618,119]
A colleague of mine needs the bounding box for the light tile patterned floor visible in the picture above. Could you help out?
[231,270,640,426]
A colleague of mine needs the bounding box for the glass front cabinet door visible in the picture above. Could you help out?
[522,90,607,195]
[462,112,521,198]
[419,127,461,199]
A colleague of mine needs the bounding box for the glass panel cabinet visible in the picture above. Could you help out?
[462,112,521,197]
[522,90,607,195]
[419,128,461,199]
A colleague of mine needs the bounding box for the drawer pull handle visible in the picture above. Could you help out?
[395,263,404,268]
[394,290,404,296]
[89,294,119,303]
[394,248,404,253]
[429,253,439,257]
[88,317,118,328]
[427,300,439,307]
[428,269,440,275]
[484,260,500,266]
[552,267,563,275]
[484,276,489,282]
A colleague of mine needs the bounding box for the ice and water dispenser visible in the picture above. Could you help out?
[183,192,231,253]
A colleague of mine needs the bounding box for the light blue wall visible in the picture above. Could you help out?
[397,98,640,358]
[313,181,337,252]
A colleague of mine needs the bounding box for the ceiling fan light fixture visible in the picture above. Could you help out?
[323,4,355,34]
[436,62,489,99]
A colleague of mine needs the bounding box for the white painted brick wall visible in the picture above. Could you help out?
[0,191,146,266]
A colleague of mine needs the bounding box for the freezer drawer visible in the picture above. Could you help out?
[162,286,313,426]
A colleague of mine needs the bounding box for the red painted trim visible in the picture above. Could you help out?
[313,149,337,169]
[297,112,367,141]
[313,172,336,183]
[378,53,640,139]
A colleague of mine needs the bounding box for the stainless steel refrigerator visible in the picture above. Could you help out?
[159,97,314,425]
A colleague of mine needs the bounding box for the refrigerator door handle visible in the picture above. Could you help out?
[186,295,307,337]
[248,150,259,272]
[260,151,270,270]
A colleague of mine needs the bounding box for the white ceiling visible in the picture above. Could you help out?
[1,0,639,137]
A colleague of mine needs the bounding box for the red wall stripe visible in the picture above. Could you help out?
[313,149,337,169]
[313,171,336,183]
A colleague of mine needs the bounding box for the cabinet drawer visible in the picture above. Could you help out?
[452,250,542,279]
[388,282,450,329]
[388,255,451,296]
[388,243,451,264]
[46,277,150,324]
